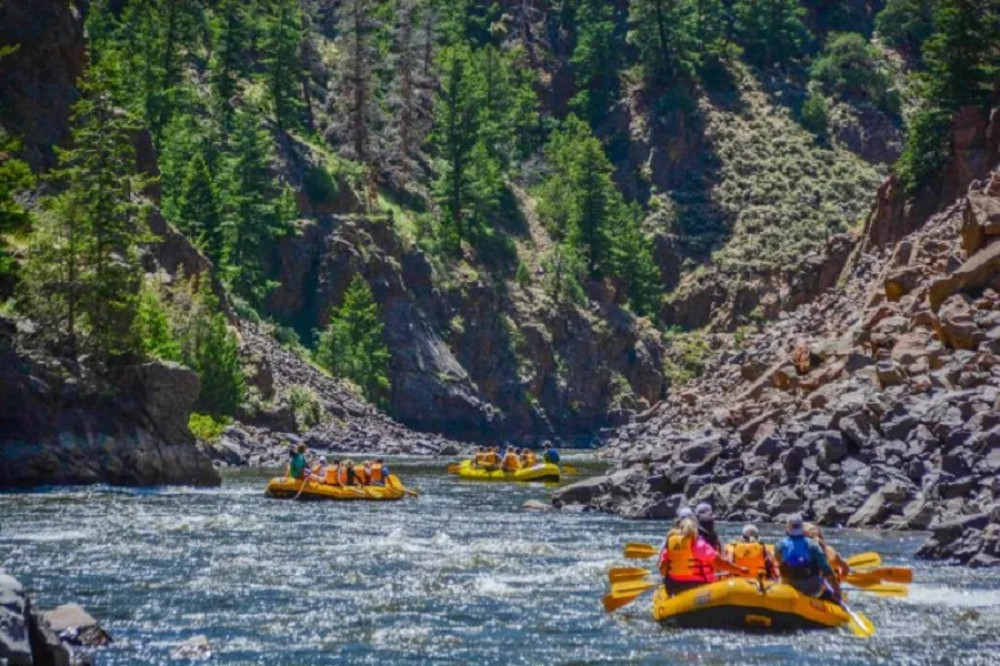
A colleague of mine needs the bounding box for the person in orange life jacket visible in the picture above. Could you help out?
[804,523,850,580]
[726,524,778,580]
[775,514,841,600]
[339,460,364,486]
[694,502,722,552]
[309,456,328,482]
[501,447,521,471]
[659,517,749,596]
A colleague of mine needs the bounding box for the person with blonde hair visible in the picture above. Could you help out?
[659,517,749,596]
[805,523,850,579]
[725,524,778,580]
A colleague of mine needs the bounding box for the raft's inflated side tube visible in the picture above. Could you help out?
[651,578,849,631]
[455,460,561,483]
[265,474,405,501]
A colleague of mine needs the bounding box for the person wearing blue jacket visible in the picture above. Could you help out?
[541,441,560,464]
[775,514,841,601]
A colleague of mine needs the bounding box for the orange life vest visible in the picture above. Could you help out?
[501,453,521,471]
[337,467,348,485]
[730,542,769,578]
[325,468,338,484]
[484,452,500,466]
[660,531,713,583]
[369,463,384,484]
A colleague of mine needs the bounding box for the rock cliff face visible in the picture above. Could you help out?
[264,214,666,444]
[0,319,220,488]
[0,0,85,169]
[556,103,1000,566]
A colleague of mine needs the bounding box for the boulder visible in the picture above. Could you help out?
[928,241,1000,311]
[936,294,985,351]
[0,573,31,666]
[551,475,607,508]
[43,603,111,647]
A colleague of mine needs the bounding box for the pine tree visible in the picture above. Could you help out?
[733,0,810,67]
[609,204,661,317]
[220,111,287,307]
[570,0,620,127]
[135,279,182,362]
[262,0,305,130]
[628,0,700,83]
[897,0,1000,191]
[875,0,936,65]
[20,64,146,363]
[315,274,391,407]
[431,45,481,247]
[177,152,223,262]
[185,282,245,417]
[211,0,252,120]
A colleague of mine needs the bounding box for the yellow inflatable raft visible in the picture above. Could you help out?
[453,460,560,483]
[266,474,406,501]
[651,578,849,631]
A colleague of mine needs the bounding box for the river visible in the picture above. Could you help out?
[2,455,999,665]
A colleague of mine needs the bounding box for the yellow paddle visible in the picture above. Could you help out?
[624,542,658,559]
[840,600,876,637]
[858,566,912,584]
[561,464,578,476]
[602,581,660,612]
[608,567,651,584]
[446,463,462,474]
[845,582,908,597]
[846,552,882,569]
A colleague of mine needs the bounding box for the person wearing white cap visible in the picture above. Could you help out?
[724,524,777,580]
[694,502,722,552]
[775,514,840,600]
[309,456,328,482]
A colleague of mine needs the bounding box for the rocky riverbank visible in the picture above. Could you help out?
[0,568,110,666]
[198,320,465,468]
[556,109,1000,566]
[0,318,220,489]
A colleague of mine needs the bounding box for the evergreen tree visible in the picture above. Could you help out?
[211,0,252,120]
[315,274,391,407]
[262,0,305,130]
[609,204,661,318]
[177,152,223,262]
[431,45,483,247]
[183,282,246,417]
[570,0,621,126]
[897,0,1000,191]
[20,65,146,363]
[628,0,700,82]
[220,111,288,307]
[875,0,937,64]
[537,116,618,276]
[733,0,810,66]
[135,279,182,362]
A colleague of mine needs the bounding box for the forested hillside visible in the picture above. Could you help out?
[1,0,997,449]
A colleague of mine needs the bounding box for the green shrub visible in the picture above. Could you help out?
[662,329,712,387]
[135,281,182,362]
[303,163,338,204]
[809,32,899,114]
[188,412,230,442]
[283,384,324,430]
[515,261,530,287]
[896,105,951,193]
[800,92,830,137]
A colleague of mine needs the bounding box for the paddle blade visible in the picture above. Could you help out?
[624,542,658,560]
[603,592,640,613]
[610,579,659,596]
[871,566,912,584]
[847,552,882,569]
[446,464,461,474]
[403,487,419,498]
[844,606,876,638]
[844,572,882,588]
[562,464,578,476]
[848,583,908,597]
[608,567,651,584]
